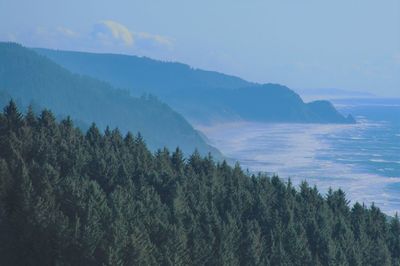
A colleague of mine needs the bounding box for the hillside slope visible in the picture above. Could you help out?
[0,103,396,265]
[35,48,355,124]
[0,42,221,157]
[34,48,253,95]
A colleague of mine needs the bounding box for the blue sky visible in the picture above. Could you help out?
[1,0,399,96]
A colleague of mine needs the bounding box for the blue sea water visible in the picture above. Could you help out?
[197,98,400,215]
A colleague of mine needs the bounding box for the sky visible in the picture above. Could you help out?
[1,0,399,96]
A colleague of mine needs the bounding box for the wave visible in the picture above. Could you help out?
[198,120,400,215]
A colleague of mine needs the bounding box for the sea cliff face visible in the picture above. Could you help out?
[34,48,355,125]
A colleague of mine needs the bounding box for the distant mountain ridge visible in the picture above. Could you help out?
[34,48,254,95]
[0,42,222,158]
[34,48,355,124]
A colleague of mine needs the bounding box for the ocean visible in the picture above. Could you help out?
[197,98,400,215]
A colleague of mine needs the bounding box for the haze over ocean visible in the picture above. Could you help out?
[198,99,400,215]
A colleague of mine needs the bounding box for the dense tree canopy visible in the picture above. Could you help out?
[0,101,398,265]
[0,42,221,158]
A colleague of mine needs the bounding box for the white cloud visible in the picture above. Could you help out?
[92,20,173,49]
[136,32,173,47]
[56,27,79,38]
[93,20,134,46]
[1,21,174,57]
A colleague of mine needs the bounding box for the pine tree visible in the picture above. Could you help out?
[240,220,265,266]
[0,103,398,265]
[3,100,23,133]
[388,214,400,264]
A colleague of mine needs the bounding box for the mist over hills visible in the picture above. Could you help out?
[34,48,355,125]
[0,42,221,158]
[167,84,354,124]
[297,88,376,102]
[34,48,253,94]
[0,42,355,159]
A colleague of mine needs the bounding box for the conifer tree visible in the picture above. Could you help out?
[0,102,398,265]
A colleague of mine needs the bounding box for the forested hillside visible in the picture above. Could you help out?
[35,48,355,124]
[0,101,398,265]
[0,42,221,157]
[167,84,354,123]
[34,48,253,94]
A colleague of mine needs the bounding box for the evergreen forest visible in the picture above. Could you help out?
[0,101,399,265]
